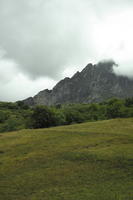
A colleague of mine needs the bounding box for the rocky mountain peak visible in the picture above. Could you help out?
[23,61,133,106]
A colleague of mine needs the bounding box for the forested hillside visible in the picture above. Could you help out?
[0,97,133,133]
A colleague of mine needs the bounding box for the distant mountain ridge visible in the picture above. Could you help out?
[23,61,133,106]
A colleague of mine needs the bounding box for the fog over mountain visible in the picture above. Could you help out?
[0,0,133,101]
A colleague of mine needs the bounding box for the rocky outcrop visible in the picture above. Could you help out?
[23,61,133,106]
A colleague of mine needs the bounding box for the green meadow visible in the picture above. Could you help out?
[0,118,133,200]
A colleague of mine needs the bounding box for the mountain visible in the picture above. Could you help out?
[23,61,133,106]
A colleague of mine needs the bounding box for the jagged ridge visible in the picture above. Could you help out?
[23,61,133,106]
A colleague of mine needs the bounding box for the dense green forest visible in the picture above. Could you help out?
[0,97,133,133]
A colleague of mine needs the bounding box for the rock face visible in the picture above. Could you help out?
[23,61,133,106]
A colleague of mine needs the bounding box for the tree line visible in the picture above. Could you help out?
[0,97,133,133]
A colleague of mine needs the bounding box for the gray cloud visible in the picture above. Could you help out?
[0,0,132,79]
[0,0,94,79]
[0,0,133,100]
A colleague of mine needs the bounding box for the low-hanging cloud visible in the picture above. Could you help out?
[0,0,95,79]
[0,0,133,101]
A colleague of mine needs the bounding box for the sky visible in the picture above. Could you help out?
[0,0,133,101]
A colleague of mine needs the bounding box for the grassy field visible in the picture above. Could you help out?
[0,118,133,200]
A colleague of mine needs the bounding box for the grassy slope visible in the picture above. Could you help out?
[0,118,133,200]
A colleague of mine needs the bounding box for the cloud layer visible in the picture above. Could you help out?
[0,0,133,101]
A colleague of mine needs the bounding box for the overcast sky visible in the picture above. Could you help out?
[0,0,133,101]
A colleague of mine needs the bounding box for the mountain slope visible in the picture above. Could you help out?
[23,61,133,106]
[0,118,133,200]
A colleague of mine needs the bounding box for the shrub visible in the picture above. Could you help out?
[31,105,56,128]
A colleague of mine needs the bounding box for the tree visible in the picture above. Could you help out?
[31,106,56,128]
[63,108,85,124]
[16,101,29,110]
[125,98,133,107]
[0,111,9,123]
[106,99,125,119]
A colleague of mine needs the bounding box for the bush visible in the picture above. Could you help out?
[63,108,86,124]
[0,97,133,133]
[106,99,126,119]
[0,116,25,132]
[125,97,133,107]
[50,108,66,126]
[31,106,56,128]
[0,111,9,123]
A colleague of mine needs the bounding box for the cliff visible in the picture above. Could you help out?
[23,61,133,106]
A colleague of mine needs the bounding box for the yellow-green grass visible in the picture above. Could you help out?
[0,118,133,200]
